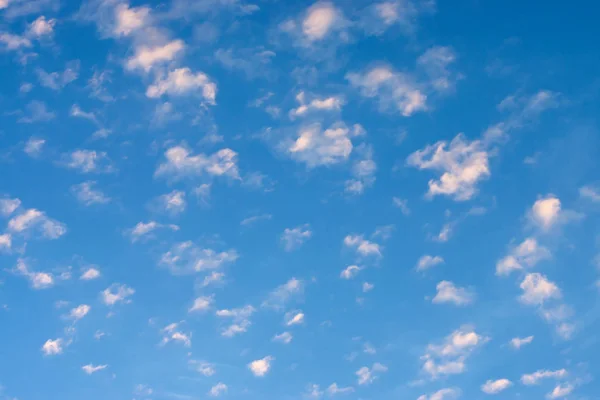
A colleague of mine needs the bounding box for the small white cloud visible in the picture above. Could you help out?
[273,331,293,344]
[417,255,444,271]
[362,282,374,293]
[209,382,227,397]
[546,383,573,399]
[160,322,191,347]
[82,364,107,375]
[0,197,21,216]
[159,241,238,275]
[417,388,461,400]
[521,369,567,385]
[327,383,354,395]
[509,335,534,349]
[287,122,356,168]
[80,267,100,280]
[41,338,63,356]
[8,208,66,239]
[27,16,56,38]
[69,304,91,320]
[62,149,113,174]
[157,190,186,215]
[216,305,255,337]
[0,233,11,250]
[407,133,490,201]
[356,363,387,385]
[71,181,110,205]
[519,273,561,305]
[240,213,272,226]
[392,197,410,215]
[126,40,185,72]
[24,137,45,157]
[344,235,381,257]
[248,356,274,377]
[281,224,312,251]
[496,238,550,276]
[0,32,32,50]
[262,277,303,309]
[155,146,239,181]
[580,184,600,202]
[13,259,54,289]
[289,91,343,119]
[146,67,216,104]
[101,283,134,305]
[114,3,149,36]
[432,281,474,306]
[284,310,305,326]
[189,360,215,376]
[189,296,213,313]
[340,265,361,279]
[530,195,561,230]
[417,46,459,92]
[481,379,512,394]
[302,2,339,41]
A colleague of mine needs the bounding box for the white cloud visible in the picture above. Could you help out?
[8,208,66,239]
[70,104,99,125]
[101,283,134,305]
[27,16,55,38]
[240,213,272,226]
[305,384,323,399]
[159,241,238,275]
[345,145,376,195]
[519,273,561,305]
[356,363,387,385]
[281,224,312,251]
[24,138,46,157]
[530,195,561,230]
[284,310,304,326]
[344,235,381,257]
[262,277,303,309]
[481,379,512,394]
[62,149,113,173]
[248,356,273,377]
[417,255,444,271]
[521,369,567,385]
[580,184,600,202]
[114,3,149,36]
[432,281,474,306]
[13,259,54,289]
[157,190,186,215]
[347,66,426,116]
[189,296,213,313]
[0,197,21,216]
[287,122,358,168]
[340,265,361,279]
[327,383,354,395]
[417,388,461,400]
[302,2,339,41]
[126,40,185,72]
[216,305,255,337]
[209,382,227,397]
[18,101,56,123]
[155,146,240,181]
[496,238,550,276]
[273,331,293,344]
[41,338,63,356]
[201,271,225,287]
[128,221,178,242]
[36,62,79,91]
[392,197,410,215]
[363,282,374,292]
[161,322,191,347]
[146,67,216,104]
[547,383,573,399]
[289,91,343,119]
[0,233,11,250]
[417,46,458,92]
[189,360,215,376]
[0,32,32,50]
[82,364,107,375]
[421,327,487,378]
[509,335,534,349]
[407,134,490,201]
[69,304,90,320]
[71,181,110,205]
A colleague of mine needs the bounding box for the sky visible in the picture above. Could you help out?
[1,0,600,399]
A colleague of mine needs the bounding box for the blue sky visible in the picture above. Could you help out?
[1,0,600,399]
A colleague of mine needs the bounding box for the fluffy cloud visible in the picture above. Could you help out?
[547,383,573,399]
[344,235,381,257]
[417,388,461,400]
[327,383,354,395]
[155,146,239,181]
[580,184,600,202]
[432,281,475,306]
[356,363,387,385]
[345,144,377,195]
[284,310,305,326]
[146,67,216,103]
[41,338,63,356]
[417,46,459,92]
[0,197,20,216]
[216,305,255,337]
[481,379,512,394]
[71,181,110,205]
[161,322,191,347]
[302,2,340,41]
[521,369,567,385]
[82,364,107,374]
[128,221,178,242]
[62,150,114,174]
[289,91,343,119]
[496,238,550,276]
[101,283,135,305]
[417,255,444,271]
[159,241,238,275]
[286,123,361,168]
[13,259,54,289]
[114,3,149,36]
[0,32,32,50]
[281,224,312,251]
[407,134,490,201]
[347,66,426,116]
[189,296,213,313]
[80,267,101,280]
[27,16,56,37]
[24,138,46,156]
[0,233,11,250]
[519,273,561,305]
[530,195,561,230]
[509,335,534,349]
[248,356,274,377]
[421,327,487,378]
[208,382,227,397]
[8,208,66,239]
[262,277,303,309]
[126,40,185,72]
[273,331,293,344]
[156,190,186,215]
[69,304,91,320]
[340,265,361,279]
